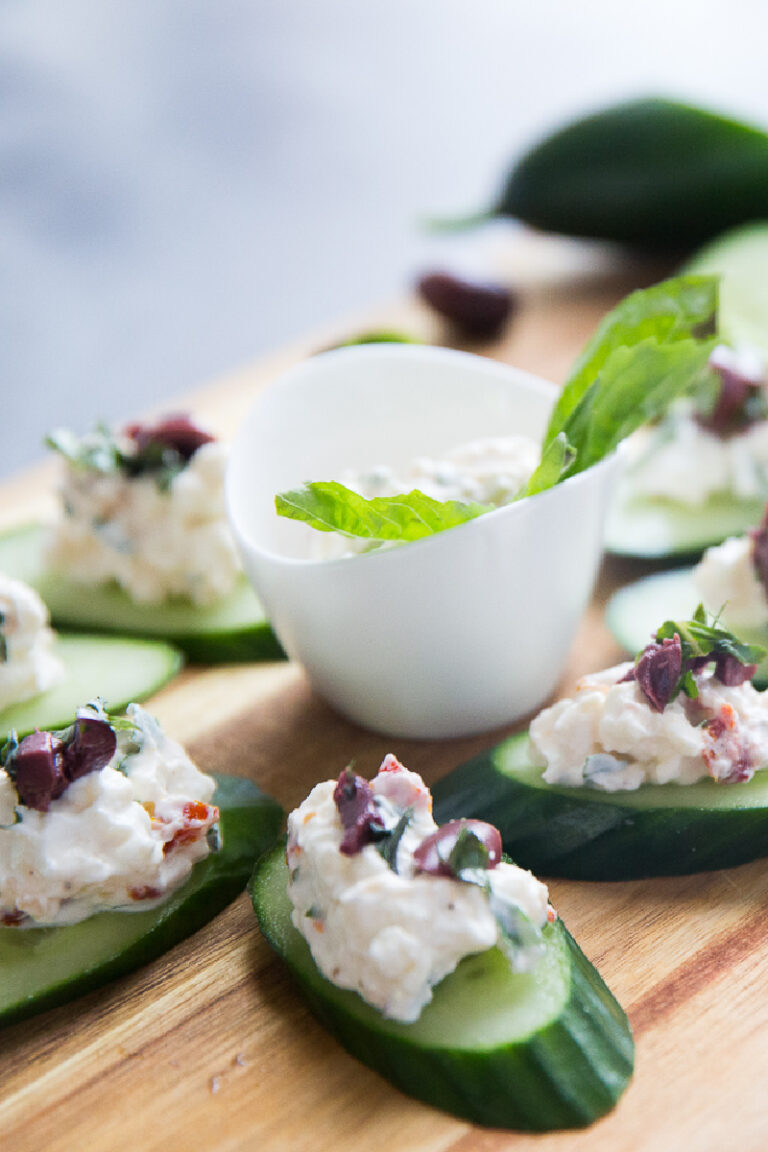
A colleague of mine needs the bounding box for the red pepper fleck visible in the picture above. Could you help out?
[1,909,25,927]
[128,886,163,901]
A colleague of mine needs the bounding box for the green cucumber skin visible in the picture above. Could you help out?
[497,98,768,249]
[0,775,284,1028]
[251,848,633,1131]
[0,524,284,664]
[432,736,768,880]
[604,490,767,561]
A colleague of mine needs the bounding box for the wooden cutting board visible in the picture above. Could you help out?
[0,237,760,1152]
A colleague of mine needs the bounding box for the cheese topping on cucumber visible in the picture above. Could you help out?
[0,572,64,711]
[622,345,768,508]
[47,414,241,606]
[531,608,768,791]
[0,701,218,927]
[287,755,552,1023]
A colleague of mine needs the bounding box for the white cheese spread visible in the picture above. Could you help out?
[0,704,218,926]
[286,755,551,1023]
[695,535,768,631]
[0,574,64,712]
[530,663,768,790]
[314,435,540,558]
[49,436,241,605]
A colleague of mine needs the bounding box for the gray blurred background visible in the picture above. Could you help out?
[4,0,768,477]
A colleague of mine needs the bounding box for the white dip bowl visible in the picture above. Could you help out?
[227,344,618,739]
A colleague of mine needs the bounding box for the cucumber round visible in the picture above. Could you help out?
[0,524,283,663]
[604,486,766,559]
[432,732,768,880]
[0,633,183,737]
[683,221,768,358]
[606,566,768,688]
[0,774,283,1028]
[251,846,633,1131]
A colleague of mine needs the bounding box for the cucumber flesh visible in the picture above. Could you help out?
[251,847,633,1130]
[605,567,768,688]
[432,732,768,879]
[0,524,283,664]
[683,221,768,358]
[0,633,183,737]
[604,486,766,559]
[0,775,283,1027]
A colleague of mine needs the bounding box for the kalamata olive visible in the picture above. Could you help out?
[621,634,682,712]
[414,819,502,877]
[14,732,66,812]
[416,272,516,340]
[64,716,117,782]
[333,768,385,855]
[126,414,214,461]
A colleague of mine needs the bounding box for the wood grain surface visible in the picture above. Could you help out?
[0,237,757,1152]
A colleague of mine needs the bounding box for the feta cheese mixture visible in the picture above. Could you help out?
[47,415,241,605]
[695,534,768,631]
[0,574,64,712]
[313,435,539,558]
[286,755,552,1023]
[624,345,768,506]
[0,702,218,927]
[530,614,768,791]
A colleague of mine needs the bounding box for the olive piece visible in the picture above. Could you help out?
[414,819,502,877]
[64,716,117,782]
[417,272,515,340]
[126,413,214,461]
[14,732,66,812]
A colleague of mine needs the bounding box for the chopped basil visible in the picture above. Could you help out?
[374,807,413,873]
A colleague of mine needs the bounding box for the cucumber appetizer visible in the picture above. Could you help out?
[30,413,283,663]
[0,703,283,1027]
[0,524,281,663]
[251,758,633,1129]
[433,609,768,879]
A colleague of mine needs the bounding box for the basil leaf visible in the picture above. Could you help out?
[375,807,413,873]
[655,609,767,668]
[544,275,719,448]
[275,482,492,542]
[447,827,491,879]
[488,890,545,965]
[517,432,575,499]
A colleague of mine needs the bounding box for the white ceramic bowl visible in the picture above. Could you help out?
[227,344,619,738]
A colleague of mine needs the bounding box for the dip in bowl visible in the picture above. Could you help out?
[227,344,619,738]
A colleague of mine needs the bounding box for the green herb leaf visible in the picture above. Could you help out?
[655,606,766,670]
[517,432,575,499]
[447,827,491,880]
[544,275,719,449]
[46,425,123,476]
[488,890,545,965]
[275,482,493,543]
[375,807,413,873]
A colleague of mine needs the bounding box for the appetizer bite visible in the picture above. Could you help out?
[0,570,182,736]
[607,501,768,687]
[605,344,768,557]
[0,700,283,1025]
[251,756,633,1130]
[0,414,281,662]
[432,609,768,879]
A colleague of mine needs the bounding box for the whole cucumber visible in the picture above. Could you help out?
[455,98,768,250]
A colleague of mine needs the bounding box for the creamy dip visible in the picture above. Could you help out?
[530,662,768,790]
[48,422,241,605]
[0,703,218,927]
[0,574,64,712]
[286,755,551,1023]
[695,535,768,631]
[314,435,539,558]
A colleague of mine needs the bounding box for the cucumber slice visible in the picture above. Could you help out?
[604,486,766,559]
[0,633,183,737]
[0,775,283,1027]
[0,524,283,664]
[432,732,768,879]
[606,567,768,688]
[251,847,633,1130]
[683,221,768,359]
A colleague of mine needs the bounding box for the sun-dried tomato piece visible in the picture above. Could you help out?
[622,633,682,712]
[333,768,385,856]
